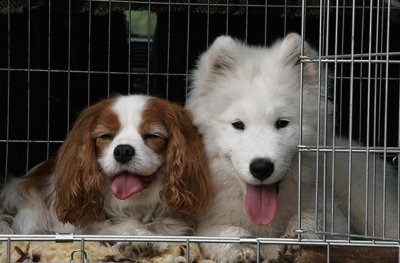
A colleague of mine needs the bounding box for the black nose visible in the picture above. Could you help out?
[114,145,135,164]
[249,158,274,181]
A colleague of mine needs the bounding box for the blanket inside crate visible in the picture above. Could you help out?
[0,241,215,263]
[1,240,399,263]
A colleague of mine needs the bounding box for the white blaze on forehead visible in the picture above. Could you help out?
[112,95,151,131]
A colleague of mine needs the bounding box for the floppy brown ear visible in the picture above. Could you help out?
[156,100,212,216]
[54,99,112,227]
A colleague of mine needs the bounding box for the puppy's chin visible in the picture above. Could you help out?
[109,171,158,200]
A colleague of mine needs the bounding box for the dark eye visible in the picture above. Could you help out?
[143,133,161,140]
[275,119,289,129]
[231,120,245,130]
[99,133,113,140]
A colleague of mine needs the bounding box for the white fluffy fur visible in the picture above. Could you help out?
[186,33,399,262]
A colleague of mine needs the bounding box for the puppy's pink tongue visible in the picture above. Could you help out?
[245,184,278,226]
[111,173,143,200]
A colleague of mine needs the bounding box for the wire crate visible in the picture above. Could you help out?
[1,0,400,262]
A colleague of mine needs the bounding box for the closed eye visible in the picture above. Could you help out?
[143,133,162,140]
[98,133,113,140]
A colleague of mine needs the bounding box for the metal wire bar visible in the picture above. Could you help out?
[87,0,92,105]
[298,146,400,153]
[74,0,394,10]
[398,51,400,240]
[4,0,11,182]
[107,0,112,97]
[298,0,306,239]
[330,0,339,236]
[358,0,366,145]
[346,0,356,242]
[382,0,392,239]
[127,0,132,94]
[263,0,268,45]
[364,0,374,238]
[315,0,323,239]
[67,0,72,132]
[185,0,191,97]
[26,0,31,173]
[45,0,51,159]
[323,0,332,237]
[0,234,400,247]
[146,0,152,93]
[166,0,171,99]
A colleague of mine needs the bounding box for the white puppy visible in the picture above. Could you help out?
[186,33,399,262]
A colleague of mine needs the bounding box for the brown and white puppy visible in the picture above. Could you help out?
[0,94,211,259]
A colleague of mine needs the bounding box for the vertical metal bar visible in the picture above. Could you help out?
[166,0,172,99]
[185,0,191,98]
[225,0,229,34]
[87,0,92,105]
[364,0,374,238]
[6,238,11,263]
[256,240,261,263]
[372,0,382,238]
[331,0,339,235]
[283,0,287,35]
[127,0,132,94]
[146,0,151,94]
[377,0,385,148]
[46,0,51,158]
[298,0,306,236]
[358,0,366,145]
[107,0,112,97]
[338,0,346,137]
[245,0,249,42]
[398,62,400,239]
[5,0,11,182]
[81,238,85,263]
[206,0,210,47]
[347,0,356,239]
[185,239,190,263]
[382,0,391,239]
[323,0,332,236]
[313,0,323,237]
[264,0,268,46]
[26,0,31,172]
[67,0,72,132]
[327,242,331,263]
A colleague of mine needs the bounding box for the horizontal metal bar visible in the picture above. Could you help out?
[80,0,398,11]
[302,59,400,64]
[298,145,400,153]
[0,140,64,144]
[0,67,189,77]
[81,1,321,9]
[0,234,399,248]
[301,51,400,60]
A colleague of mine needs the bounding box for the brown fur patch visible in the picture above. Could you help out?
[18,158,56,205]
[93,109,121,158]
[140,98,212,216]
[54,98,116,227]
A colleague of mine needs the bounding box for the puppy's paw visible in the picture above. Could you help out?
[261,244,283,262]
[116,241,168,260]
[221,244,258,263]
